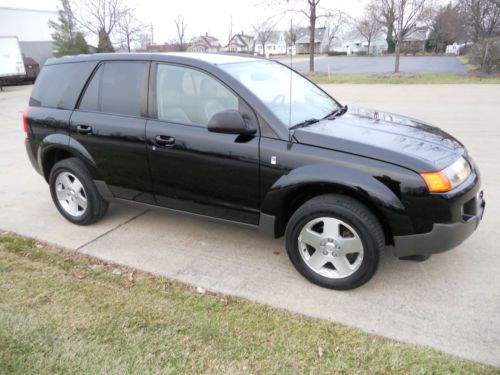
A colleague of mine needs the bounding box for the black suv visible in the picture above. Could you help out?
[25,53,485,290]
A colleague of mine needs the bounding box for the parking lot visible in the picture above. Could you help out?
[1,84,499,367]
[286,55,468,74]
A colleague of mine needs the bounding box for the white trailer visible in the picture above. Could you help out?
[0,36,26,83]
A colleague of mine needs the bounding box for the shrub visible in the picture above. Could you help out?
[469,38,500,74]
[327,51,347,56]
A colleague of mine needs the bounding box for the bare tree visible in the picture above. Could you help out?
[118,10,143,52]
[174,14,188,51]
[323,10,349,53]
[392,0,429,73]
[286,0,323,73]
[356,7,381,55]
[252,17,276,56]
[460,0,500,42]
[368,0,397,53]
[73,0,127,52]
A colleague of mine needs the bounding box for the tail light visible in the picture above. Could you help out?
[23,106,31,139]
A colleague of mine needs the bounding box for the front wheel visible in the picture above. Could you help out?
[49,157,108,225]
[285,194,385,290]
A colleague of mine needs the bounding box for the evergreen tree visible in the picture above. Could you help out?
[49,0,88,57]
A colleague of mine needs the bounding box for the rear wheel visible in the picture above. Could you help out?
[285,194,385,290]
[49,158,108,225]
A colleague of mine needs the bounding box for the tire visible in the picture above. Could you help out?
[49,157,109,225]
[285,194,385,290]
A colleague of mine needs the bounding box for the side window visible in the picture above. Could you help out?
[29,61,97,109]
[156,64,238,127]
[79,62,146,117]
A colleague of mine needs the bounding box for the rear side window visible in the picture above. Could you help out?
[79,61,146,117]
[29,61,97,109]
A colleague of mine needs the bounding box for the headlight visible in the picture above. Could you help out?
[420,157,471,193]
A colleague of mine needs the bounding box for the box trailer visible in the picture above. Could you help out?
[0,36,26,87]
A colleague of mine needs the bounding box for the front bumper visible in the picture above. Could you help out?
[393,188,485,257]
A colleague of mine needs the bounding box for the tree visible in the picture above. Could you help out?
[368,0,397,53]
[98,27,114,52]
[393,0,430,72]
[460,0,500,42]
[252,17,276,55]
[286,0,324,73]
[73,0,127,53]
[323,10,349,53]
[427,3,466,52]
[355,8,381,55]
[49,0,88,56]
[174,14,188,51]
[118,10,143,52]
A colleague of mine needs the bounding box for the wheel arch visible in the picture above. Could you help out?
[261,164,411,245]
[38,134,99,182]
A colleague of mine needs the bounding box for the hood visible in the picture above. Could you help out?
[292,107,466,172]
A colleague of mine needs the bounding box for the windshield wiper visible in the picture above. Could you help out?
[324,105,348,120]
[289,118,320,130]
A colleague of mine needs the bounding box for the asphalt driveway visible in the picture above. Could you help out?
[285,55,468,74]
[0,84,499,367]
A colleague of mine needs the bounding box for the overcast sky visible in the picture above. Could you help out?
[0,0,368,45]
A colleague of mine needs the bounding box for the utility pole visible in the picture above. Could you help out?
[150,23,154,45]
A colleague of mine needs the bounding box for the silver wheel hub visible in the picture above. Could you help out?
[55,172,87,217]
[298,217,364,279]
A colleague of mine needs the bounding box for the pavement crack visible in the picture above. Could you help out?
[76,209,149,251]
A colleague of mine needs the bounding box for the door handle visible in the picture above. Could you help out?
[155,135,175,146]
[76,124,92,135]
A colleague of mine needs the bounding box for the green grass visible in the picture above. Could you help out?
[309,72,500,84]
[0,233,498,374]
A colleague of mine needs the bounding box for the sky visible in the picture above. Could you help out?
[0,0,367,45]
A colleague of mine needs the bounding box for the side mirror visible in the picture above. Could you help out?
[208,110,256,135]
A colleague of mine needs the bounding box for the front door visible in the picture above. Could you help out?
[70,61,153,203]
[146,63,260,224]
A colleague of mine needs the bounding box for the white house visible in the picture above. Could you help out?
[188,34,221,53]
[226,32,254,53]
[254,31,286,56]
[332,30,388,55]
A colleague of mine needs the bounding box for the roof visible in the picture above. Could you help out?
[267,31,283,45]
[228,34,254,49]
[295,27,327,44]
[45,52,262,66]
[191,35,221,49]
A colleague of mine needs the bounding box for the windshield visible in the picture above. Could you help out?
[221,60,339,128]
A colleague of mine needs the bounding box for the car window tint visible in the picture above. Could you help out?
[156,64,238,127]
[29,61,97,109]
[79,62,146,117]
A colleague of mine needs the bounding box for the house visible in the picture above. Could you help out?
[0,7,58,66]
[401,26,429,54]
[188,33,221,53]
[226,32,254,53]
[254,31,287,56]
[332,29,388,55]
[294,27,329,54]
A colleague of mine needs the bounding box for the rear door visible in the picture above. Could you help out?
[70,61,153,203]
[146,62,260,224]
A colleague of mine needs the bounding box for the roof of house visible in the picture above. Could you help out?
[228,33,254,48]
[267,31,283,45]
[403,27,429,42]
[295,27,326,44]
[191,35,221,49]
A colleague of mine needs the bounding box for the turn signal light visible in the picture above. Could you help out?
[420,171,452,193]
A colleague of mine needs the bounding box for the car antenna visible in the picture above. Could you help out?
[288,17,293,143]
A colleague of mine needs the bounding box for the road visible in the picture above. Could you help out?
[283,55,468,74]
[1,84,499,367]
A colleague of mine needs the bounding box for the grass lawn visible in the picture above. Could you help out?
[309,72,500,84]
[0,233,498,374]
